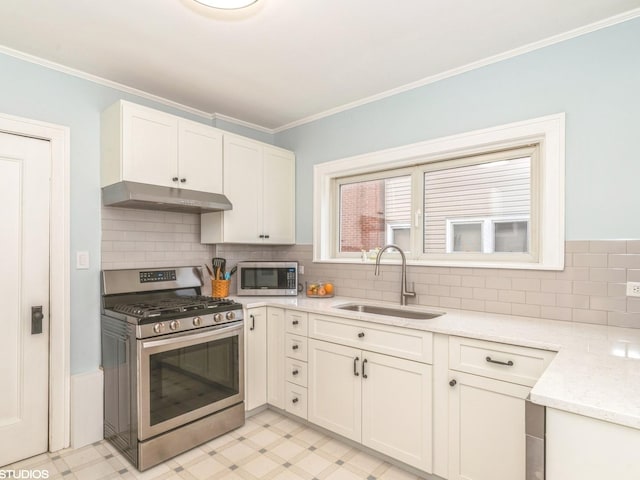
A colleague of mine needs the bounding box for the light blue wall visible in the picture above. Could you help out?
[276,17,640,243]
[0,53,272,374]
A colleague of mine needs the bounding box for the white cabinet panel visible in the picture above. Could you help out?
[266,307,285,409]
[362,351,432,472]
[245,307,267,411]
[308,339,362,442]
[177,119,222,193]
[448,371,529,480]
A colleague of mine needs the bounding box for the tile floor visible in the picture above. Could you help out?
[2,410,427,480]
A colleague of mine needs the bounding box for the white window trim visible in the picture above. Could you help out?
[313,113,565,270]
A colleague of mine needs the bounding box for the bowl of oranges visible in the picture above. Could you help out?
[305,281,335,298]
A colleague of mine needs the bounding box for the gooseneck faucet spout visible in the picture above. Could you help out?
[374,244,416,306]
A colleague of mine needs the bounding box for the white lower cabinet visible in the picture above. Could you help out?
[447,371,529,480]
[245,307,267,411]
[308,338,433,472]
[266,307,285,409]
[446,336,554,480]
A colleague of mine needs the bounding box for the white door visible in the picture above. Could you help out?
[448,371,530,480]
[262,146,295,244]
[245,307,267,411]
[266,307,286,409]
[177,119,222,193]
[361,351,432,472]
[0,132,50,466]
[121,102,178,187]
[307,339,361,442]
[221,135,262,242]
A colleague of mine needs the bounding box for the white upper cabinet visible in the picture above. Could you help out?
[201,133,295,244]
[177,118,223,193]
[101,100,223,193]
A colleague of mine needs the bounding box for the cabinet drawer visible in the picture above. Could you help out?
[285,382,308,419]
[285,334,308,361]
[285,310,308,336]
[449,336,556,386]
[285,357,308,387]
[309,314,433,364]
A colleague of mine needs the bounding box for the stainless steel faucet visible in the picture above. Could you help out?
[374,244,416,306]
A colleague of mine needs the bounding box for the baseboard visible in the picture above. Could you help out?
[70,369,104,448]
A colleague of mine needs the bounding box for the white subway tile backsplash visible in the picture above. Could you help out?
[99,226,640,329]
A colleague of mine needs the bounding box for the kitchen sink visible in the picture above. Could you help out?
[334,303,444,320]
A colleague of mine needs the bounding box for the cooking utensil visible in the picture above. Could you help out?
[204,264,214,279]
[212,258,226,277]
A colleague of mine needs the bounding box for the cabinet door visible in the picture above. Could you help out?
[361,352,432,472]
[262,146,295,244]
[266,307,285,409]
[448,371,530,480]
[245,307,267,411]
[121,102,178,187]
[222,135,262,242]
[308,339,361,442]
[177,119,222,193]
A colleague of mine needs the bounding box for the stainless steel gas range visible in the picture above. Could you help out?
[100,266,245,471]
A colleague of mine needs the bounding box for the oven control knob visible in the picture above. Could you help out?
[214,313,223,323]
[153,323,165,334]
[226,311,236,321]
[193,316,202,327]
[169,320,180,331]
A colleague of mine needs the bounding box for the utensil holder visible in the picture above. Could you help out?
[211,279,230,298]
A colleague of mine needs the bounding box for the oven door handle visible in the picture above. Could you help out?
[140,322,243,350]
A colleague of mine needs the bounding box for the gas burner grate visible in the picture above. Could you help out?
[111,296,237,318]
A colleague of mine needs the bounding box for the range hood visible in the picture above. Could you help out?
[102,181,232,213]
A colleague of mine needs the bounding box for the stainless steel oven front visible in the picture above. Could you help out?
[137,322,244,441]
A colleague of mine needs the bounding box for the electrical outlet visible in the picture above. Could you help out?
[626,282,640,297]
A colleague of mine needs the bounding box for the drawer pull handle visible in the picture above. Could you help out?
[292,320,299,325]
[362,358,368,379]
[353,356,360,376]
[358,332,365,338]
[292,397,299,404]
[250,314,255,331]
[292,369,299,376]
[486,356,514,367]
[449,379,457,387]
[292,344,299,350]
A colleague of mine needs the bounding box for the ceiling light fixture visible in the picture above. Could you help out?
[193,0,258,9]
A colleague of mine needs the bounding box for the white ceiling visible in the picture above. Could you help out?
[0,0,639,131]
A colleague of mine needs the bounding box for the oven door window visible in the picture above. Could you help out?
[148,334,240,426]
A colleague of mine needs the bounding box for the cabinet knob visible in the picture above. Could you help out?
[358,332,365,338]
[259,234,265,239]
[292,397,299,404]
[449,379,457,387]
[265,234,270,239]
[292,320,299,325]
[180,178,186,183]
[292,344,299,350]
[172,177,179,182]
[292,369,299,376]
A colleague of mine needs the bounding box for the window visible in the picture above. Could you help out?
[314,114,565,270]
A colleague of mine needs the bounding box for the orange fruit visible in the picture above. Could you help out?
[324,283,334,295]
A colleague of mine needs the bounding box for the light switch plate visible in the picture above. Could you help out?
[76,251,90,270]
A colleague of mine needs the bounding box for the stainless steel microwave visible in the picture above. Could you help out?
[236,261,298,296]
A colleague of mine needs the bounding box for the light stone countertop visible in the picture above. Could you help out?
[233,295,640,430]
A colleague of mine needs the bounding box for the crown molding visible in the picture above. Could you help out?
[213,112,275,134]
